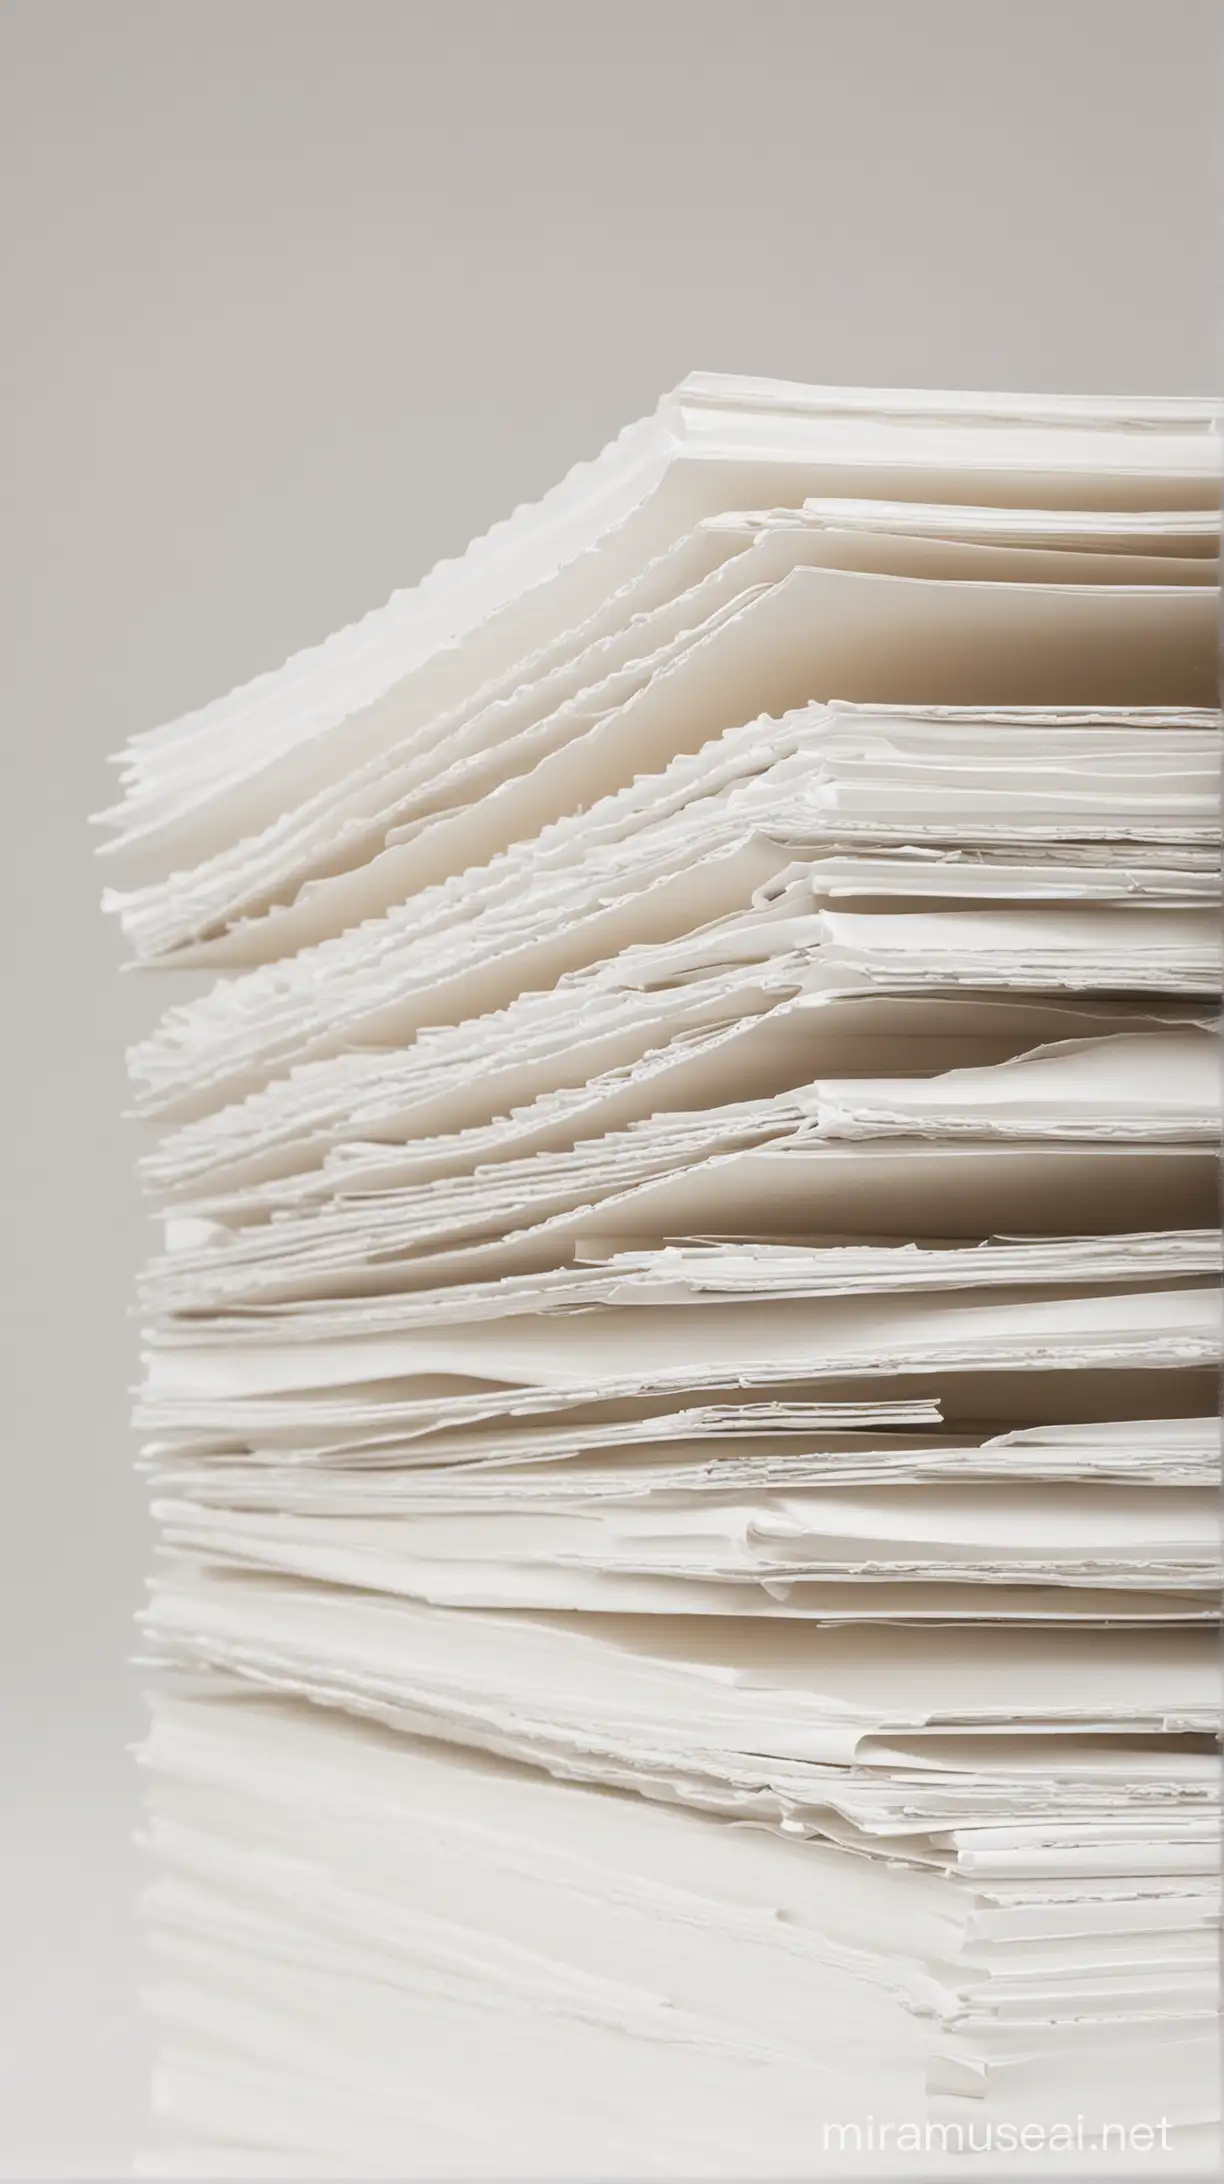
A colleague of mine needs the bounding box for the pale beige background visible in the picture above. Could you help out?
[0,0,1218,2170]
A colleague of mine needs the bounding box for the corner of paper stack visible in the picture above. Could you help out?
[98,374,1223,2179]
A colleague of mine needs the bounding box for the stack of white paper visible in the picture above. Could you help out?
[101,377,1222,2178]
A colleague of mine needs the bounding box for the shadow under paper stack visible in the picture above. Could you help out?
[99,376,1223,2178]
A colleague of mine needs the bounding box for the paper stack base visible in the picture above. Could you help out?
[136,1689,1218,2179]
